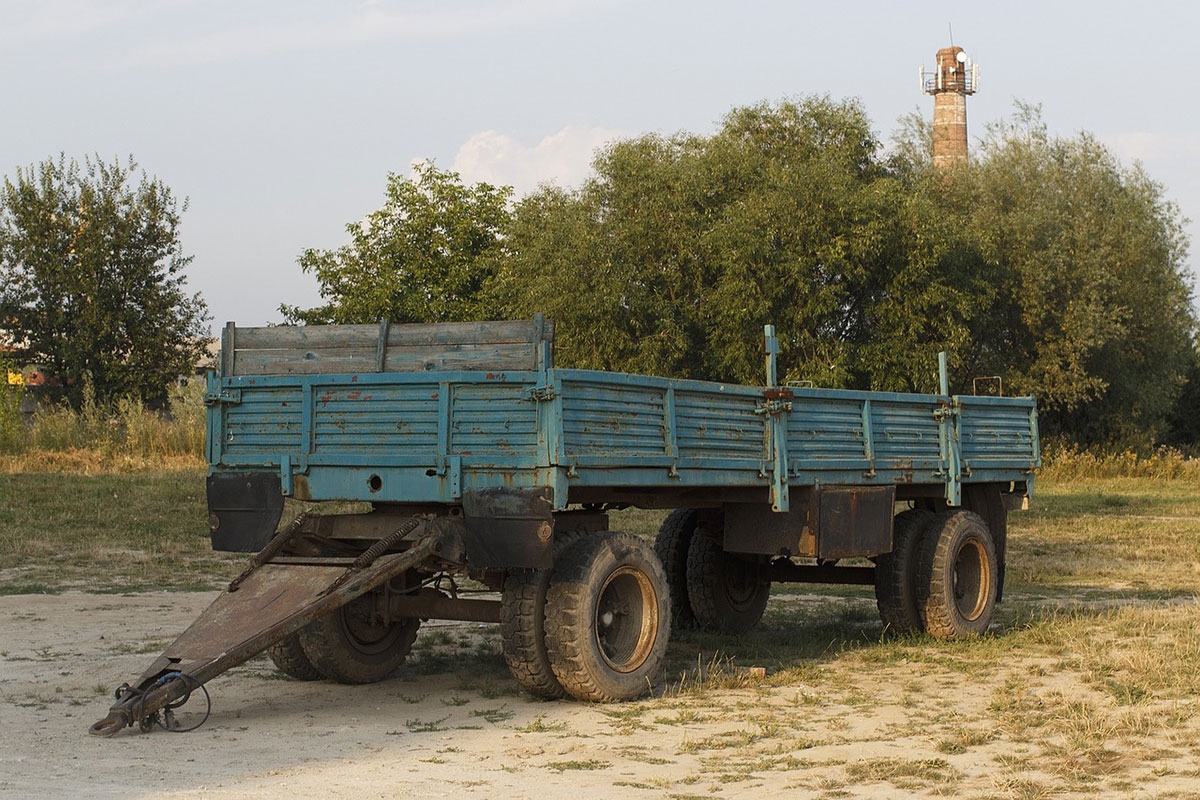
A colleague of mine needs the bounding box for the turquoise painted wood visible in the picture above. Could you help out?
[205,336,1040,511]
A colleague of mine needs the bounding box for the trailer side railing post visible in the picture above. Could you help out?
[764,324,779,387]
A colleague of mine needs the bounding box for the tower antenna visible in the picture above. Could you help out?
[948,22,955,47]
[921,38,977,168]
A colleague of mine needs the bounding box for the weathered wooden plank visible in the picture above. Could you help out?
[234,350,378,375]
[228,318,556,376]
[383,343,538,373]
[221,321,236,378]
[235,325,381,350]
[384,319,548,347]
[375,320,390,372]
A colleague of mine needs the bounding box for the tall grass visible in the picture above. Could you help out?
[1039,440,1200,482]
[0,376,23,454]
[0,378,206,469]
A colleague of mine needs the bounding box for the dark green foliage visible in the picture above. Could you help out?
[496,96,1012,394]
[290,98,1195,447]
[498,98,835,382]
[0,155,209,408]
[497,98,1195,446]
[1163,355,1200,448]
[959,104,1195,443]
[282,163,512,324]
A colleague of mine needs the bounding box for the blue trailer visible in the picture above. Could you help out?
[92,317,1039,735]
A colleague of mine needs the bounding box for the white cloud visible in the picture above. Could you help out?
[115,0,609,68]
[1106,132,1200,164]
[0,0,166,43]
[451,126,624,196]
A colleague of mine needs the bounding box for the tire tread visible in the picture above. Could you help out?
[920,511,997,640]
[874,509,935,634]
[266,633,324,681]
[654,508,699,629]
[298,599,420,685]
[686,527,769,635]
[545,533,669,702]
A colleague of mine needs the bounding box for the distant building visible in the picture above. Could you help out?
[194,339,221,376]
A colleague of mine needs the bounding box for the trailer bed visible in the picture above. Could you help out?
[206,319,1038,513]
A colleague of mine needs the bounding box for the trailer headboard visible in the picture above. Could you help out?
[220,315,555,376]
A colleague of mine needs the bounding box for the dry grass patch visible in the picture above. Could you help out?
[843,756,960,791]
[5,463,1200,795]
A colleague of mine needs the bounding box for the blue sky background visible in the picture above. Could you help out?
[3,0,1197,328]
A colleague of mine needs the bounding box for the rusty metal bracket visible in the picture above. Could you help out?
[227,510,312,592]
[755,391,793,513]
[320,517,423,597]
[203,387,241,406]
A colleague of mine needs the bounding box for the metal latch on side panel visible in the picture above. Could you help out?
[932,400,959,421]
[525,385,556,402]
[430,456,463,498]
[204,387,242,406]
[755,387,794,417]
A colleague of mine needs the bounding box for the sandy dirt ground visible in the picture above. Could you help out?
[2,591,1198,800]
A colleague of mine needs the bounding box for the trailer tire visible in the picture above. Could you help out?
[654,509,699,629]
[919,511,997,640]
[686,527,769,635]
[544,533,669,702]
[266,633,325,681]
[297,594,420,684]
[500,531,588,700]
[874,509,935,634]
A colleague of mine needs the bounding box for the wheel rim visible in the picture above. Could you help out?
[594,566,658,674]
[952,538,991,622]
[722,557,762,612]
[339,596,405,656]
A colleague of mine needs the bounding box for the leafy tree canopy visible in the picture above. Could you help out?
[950,103,1194,442]
[282,162,512,324]
[495,96,999,393]
[496,97,1195,445]
[289,97,1195,447]
[0,155,209,408]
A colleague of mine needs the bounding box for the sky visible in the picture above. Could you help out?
[2,0,1198,330]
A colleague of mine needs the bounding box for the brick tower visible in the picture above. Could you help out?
[921,46,978,168]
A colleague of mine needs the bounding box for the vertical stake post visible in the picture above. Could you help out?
[764,325,779,387]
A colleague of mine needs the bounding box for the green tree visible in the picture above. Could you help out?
[1164,354,1200,447]
[283,163,512,324]
[0,155,209,408]
[291,99,1193,447]
[498,98,1194,445]
[495,96,984,391]
[962,104,1195,443]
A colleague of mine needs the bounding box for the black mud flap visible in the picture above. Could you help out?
[207,472,285,552]
[461,487,554,569]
